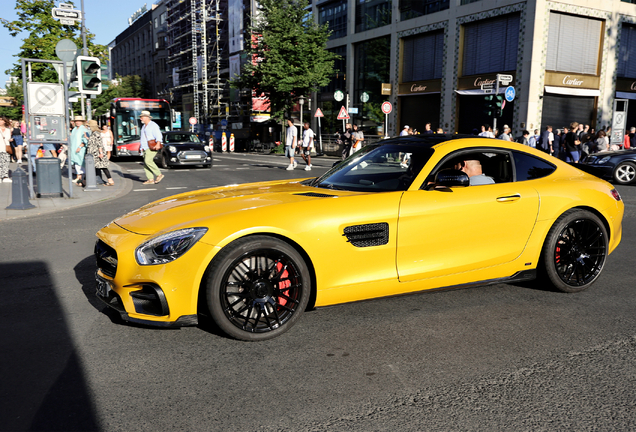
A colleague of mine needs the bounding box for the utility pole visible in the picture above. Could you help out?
[80,0,88,119]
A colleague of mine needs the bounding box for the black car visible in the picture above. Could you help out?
[155,131,213,168]
[580,149,636,185]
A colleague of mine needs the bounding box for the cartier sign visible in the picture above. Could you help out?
[398,79,441,95]
[457,73,515,90]
[615,78,636,93]
[544,72,599,89]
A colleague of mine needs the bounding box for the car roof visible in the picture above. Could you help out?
[379,134,494,149]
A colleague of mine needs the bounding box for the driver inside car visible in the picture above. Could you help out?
[454,159,495,185]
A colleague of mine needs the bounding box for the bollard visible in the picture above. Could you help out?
[230,133,235,152]
[209,137,214,152]
[6,167,35,210]
[222,132,227,152]
[83,154,100,191]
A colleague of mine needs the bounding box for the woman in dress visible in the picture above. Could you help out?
[0,116,12,182]
[87,120,114,186]
[100,124,114,160]
[11,120,23,164]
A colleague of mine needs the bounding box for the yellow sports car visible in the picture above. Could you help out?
[95,136,624,341]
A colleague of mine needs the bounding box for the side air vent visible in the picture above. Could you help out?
[343,223,389,247]
[294,192,337,198]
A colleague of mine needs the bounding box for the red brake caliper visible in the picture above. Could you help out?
[276,262,290,306]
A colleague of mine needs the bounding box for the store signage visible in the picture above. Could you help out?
[544,72,599,90]
[398,79,441,95]
[615,78,636,92]
[129,3,148,26]
[381,83,392,95]
[457,73,515,90]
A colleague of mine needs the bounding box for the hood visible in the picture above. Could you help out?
[113,179,338,235]
[168,142,207,150]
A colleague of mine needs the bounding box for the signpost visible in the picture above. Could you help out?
[189,116,197,132]
[315,108,324,154]
[337,106,349,131]
[381,101,392,138]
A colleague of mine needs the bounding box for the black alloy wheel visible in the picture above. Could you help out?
[613,161,636,185]
[541,209,608,293]
[205,236,310,341]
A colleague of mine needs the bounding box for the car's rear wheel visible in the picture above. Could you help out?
[540,209,608,293]
[205,236,310,341]
[613,161,636,184]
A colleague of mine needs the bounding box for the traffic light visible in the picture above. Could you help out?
[76,55,102,94]
[493,95,504,117]
[483,95,494,116]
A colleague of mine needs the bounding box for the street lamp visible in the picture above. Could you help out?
[299,96,305,127]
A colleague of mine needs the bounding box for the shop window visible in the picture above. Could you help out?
[402,30,444,82]
[318,0,347,40]
[354,37,391,131]
[400,0,449,21]
[546,13,602,75]
[462,14,520,76]
[356,0,391,33]
[618,24,636,78]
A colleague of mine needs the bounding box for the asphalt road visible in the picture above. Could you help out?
[1,153,636,431]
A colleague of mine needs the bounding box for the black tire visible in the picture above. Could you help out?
[613,161,636,185]
[161,153,170,169]
[540,209,608,293]
[205,236,310,341]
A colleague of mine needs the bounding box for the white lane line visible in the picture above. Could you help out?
[133,189,157,191]
[166,187,187,190]
[235,167,250,170]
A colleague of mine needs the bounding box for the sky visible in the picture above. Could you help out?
[1,0,153,88]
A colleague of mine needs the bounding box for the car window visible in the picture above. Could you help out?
[512,150,556,181]
[312,144,435,192]
[427,149,513,186]
[165,134,201,143]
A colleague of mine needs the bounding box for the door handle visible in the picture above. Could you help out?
[496,194,521,202]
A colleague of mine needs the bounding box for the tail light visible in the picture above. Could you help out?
[610,188,622,201]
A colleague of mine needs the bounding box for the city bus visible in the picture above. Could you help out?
[110,98,172,156]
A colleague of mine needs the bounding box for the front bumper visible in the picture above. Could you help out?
[165,150,212,166]
[94,223,218,327]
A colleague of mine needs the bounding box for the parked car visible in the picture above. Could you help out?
[95,136,624,341]
[154,131,213,168]
[580,149,636,185]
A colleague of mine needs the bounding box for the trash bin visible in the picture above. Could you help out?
[35,157,63,198]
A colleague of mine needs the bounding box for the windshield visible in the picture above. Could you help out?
[312,144,435,192]
[114,107,171,144]
[164,133,201,143]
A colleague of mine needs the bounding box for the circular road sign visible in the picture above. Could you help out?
[55,39,78,62]
[361,92,370,103]
[334,90,344,102]
[381,101,392,114]
[189,117,197,125]
[505,86,516,102]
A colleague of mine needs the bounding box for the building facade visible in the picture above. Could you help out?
[314,0,636,138]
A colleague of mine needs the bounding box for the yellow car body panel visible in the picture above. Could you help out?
[95,137,624,329]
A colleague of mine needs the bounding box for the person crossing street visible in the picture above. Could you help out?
[139,110,164,184]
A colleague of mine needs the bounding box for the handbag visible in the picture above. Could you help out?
[1,132,12,155]
[144,128,163,151]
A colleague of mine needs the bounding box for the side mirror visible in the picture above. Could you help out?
[435,169,470,187]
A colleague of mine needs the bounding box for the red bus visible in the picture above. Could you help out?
[110,98,172,156]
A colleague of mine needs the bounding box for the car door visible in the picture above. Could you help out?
[396,153,540,283]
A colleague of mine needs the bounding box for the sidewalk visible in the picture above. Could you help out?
[0,160,132,222]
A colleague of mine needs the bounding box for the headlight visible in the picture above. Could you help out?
[204,145,210,152]
[135,227,208,265]
[596,156,611,164]
[168,145,177,153]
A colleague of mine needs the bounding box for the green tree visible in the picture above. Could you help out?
[77,75,149,118]
[0,81,23,119]
[1,0,106,83]
[232,0,339,125]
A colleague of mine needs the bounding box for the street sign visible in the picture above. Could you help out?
[498,74,513,83]
[334,90,344,102]
[52,7,82,24]
[381,101,392,114]
[481,82,495,94]
[337,106,350,120]
[348,107,359,114]
[505,86,516,102]
[361,92,370,103]
[381,83,391,95]
[314,108,324,117]
[27,82,65,115]
[189,117,197,125]
[55,39,77,63]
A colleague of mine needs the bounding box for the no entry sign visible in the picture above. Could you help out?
[381,101,392,114]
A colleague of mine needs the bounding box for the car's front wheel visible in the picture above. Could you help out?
[613,161,636,184]
[205,236,310,341]
[161,153,171,169]
[540,209,608,293]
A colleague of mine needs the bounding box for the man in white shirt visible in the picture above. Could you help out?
[285,118,297,170]
[528,129,540,148]
[478,124,494,138]
[301,122,314,171]
[400,125,410,136]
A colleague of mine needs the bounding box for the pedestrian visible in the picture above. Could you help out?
[139,110,164,184]
[436,128,444,134]
[595,130,608,152]
[301,121,314,171]
[478,124,494,138]
[552,129,561,159]
[341,123,352,160]
[499,125,512,141]
[528,129,540,148]
[0,116,12,182]
[285,118,298,169]
[423,123,434,134]
[101,124,114,160]
[400,125,410,136]
[86,120,114,186]
[70,115,89,183]
[516,130,530,145]
[563,122,581,163]
[11,120,23,164]
[539,125,554,154]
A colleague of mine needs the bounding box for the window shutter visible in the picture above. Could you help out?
[546,12,602,74]
[463,14,520,76]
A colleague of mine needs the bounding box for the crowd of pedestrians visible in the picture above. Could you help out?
[0,115,116,187]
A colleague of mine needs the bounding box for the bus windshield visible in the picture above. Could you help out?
[112,99,171,144]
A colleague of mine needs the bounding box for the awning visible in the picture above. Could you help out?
[616,91,636,100]
[399,91,441,96]
[455,88,506,95]
[544,86,600,97]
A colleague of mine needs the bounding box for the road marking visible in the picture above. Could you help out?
[236,167,250,170]
[132,189,157,191]
[166,187,187,190]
